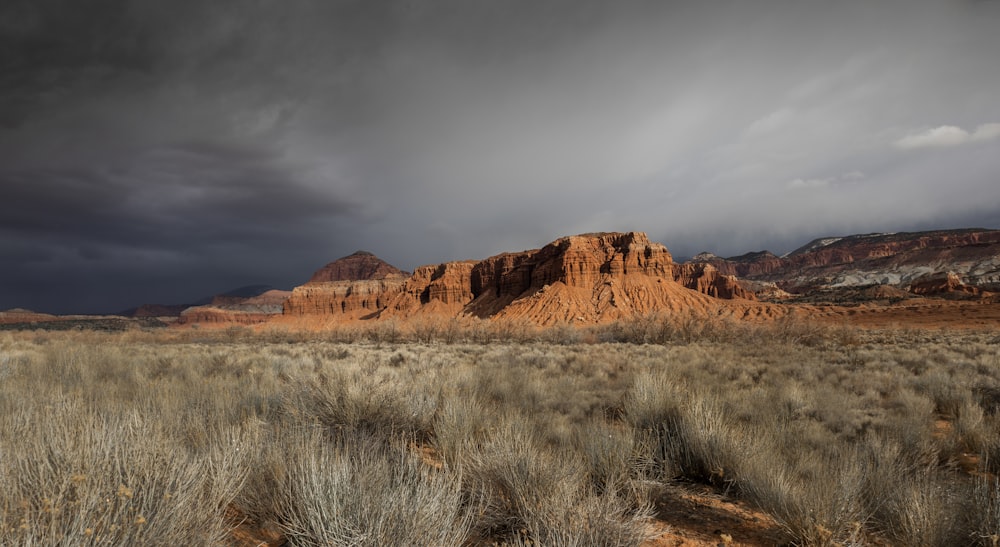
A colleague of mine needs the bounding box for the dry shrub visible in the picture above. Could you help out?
[271,428,474,547]
[432,396,494,468]
[0,346,258,546]
[973,474,1000,546]
[285,367,439,443]
[463,417,651,546]
[5,325,1000,546]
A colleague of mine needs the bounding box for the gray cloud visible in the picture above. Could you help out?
[2,0,1000,312]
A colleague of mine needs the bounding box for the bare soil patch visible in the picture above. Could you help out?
[642,482,786,547]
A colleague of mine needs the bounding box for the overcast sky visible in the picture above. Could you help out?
[3,0,1000,313]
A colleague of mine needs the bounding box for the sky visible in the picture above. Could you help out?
[2,0,1000,314]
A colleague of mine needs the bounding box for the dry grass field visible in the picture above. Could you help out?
[2,317,1000,546]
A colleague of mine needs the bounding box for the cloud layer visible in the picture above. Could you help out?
[2,0,1000,313]
[895,123,1000,149]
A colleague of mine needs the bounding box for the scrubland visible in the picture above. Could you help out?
[2,317,1000,546]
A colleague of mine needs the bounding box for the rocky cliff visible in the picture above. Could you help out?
[283,232,759,325]
[690,228,1000,298]
[672,263,755,300]
[283,279,406,319]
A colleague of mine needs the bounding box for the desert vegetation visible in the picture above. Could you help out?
[2,318,1000,546]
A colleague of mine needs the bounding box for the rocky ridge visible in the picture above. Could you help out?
[0,309,59,325]
[177,290,293,325]
[124,285,281,318]
[690,228,1000,299]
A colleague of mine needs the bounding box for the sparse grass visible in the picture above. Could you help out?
[2,321,1000,545]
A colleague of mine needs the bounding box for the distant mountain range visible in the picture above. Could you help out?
[689,228,1000,302]
[119,284,280,317]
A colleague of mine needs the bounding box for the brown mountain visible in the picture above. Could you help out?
[690,228,1000,300]
[306,251,409,284]
[282,232,769,325]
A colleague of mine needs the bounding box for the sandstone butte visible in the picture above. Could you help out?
[281,231,784,326]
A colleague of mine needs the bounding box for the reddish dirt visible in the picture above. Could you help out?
[642,482,787,547]
[223,505,286,547]
[0,309,59,324]
[806,299,1000,329]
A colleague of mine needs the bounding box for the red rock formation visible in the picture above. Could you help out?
[176,307,275,325]
[466,232,680,319]
[281,250,416,319]
[385,261,478,315]
[283,278,407,319]
[283,232,762,326]
[673,263,756,300]
[307,251,408,284]
[908,272,985,298]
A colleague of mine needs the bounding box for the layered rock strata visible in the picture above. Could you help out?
[283,232,760,325]
[691,228,1000,297]
[177,290,293,325]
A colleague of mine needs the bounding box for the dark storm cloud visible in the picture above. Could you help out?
[2,0,1000,312]
[0,141,362,312]
[0,0,394,311]
[1,143,357,244]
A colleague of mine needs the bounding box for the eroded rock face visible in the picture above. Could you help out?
[673,263,756,300]
[283,232,756,325]
[307,251,409,284]
[283,279,407,319]
[465,232,682,319]
[471,232,671,297]
[411,262,476,306]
